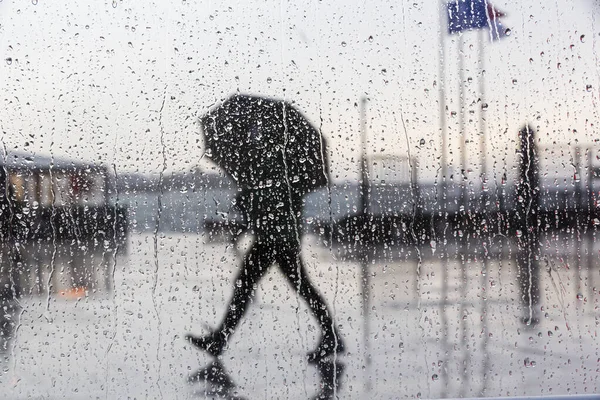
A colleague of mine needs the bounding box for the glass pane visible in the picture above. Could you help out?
[1,0,598,398]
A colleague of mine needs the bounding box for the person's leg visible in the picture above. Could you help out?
[276,246,334,330]
[274,242,344,362]
[217,238,274,335]
[187,238,273,356]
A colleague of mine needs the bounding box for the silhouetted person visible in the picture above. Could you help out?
[0,167,9,239]
[515,124,541,325]
[0,167,21,300]
[187,94,344,363]
[0,167,22,354]
[0,167,9,302]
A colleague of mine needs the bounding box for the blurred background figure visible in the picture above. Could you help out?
[0,166,21,357]
[515,124,541,325]
[0,166,23,301]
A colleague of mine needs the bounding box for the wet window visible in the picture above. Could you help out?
[1,1,598,398]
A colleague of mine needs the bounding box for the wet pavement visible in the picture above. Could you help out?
[0,232,598,399]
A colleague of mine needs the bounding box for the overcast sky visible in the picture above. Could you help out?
[0,0,598,182]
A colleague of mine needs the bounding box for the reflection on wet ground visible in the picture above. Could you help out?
[0,240,116,367]
[0,240,116,297]
[0,232,598,399]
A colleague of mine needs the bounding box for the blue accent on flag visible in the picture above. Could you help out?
[447,0,491,34]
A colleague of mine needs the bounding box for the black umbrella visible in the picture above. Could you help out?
[201,94,329,193]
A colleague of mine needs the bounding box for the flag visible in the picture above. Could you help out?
[447,0,507,40]
[487,7,508,40]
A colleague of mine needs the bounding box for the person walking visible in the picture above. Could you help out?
[186,94,345,363]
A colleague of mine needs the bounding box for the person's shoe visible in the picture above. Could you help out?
[307,331,345,364]
[185,331,226,358]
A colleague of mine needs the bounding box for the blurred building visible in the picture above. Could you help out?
[0,151,128,244]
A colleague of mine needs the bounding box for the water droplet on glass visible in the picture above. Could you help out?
[586,84,592,92]
[481,103,488,110]
[31,0,37,5]
[368,35,374,42]
[266,77,272,83]
[432,374,439,381]
[512,79,518,85]
[580,34,586,43]
[341,41,347,47]
[112,0,117,8]
[419,138,426,146]
[576,293,583,301]
[504,28,511,36]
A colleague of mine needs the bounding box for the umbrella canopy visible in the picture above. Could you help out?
[201,94,329,193]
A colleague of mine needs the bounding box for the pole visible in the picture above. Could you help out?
[360,97,369,218]
[457,32,470,398]
[587,148,595,306]
[575,146,583,306]
[479,30,488,211]
[438,0,450,396]
[359,96,371,393]
[459,34,468,216]
[478,29,490,397]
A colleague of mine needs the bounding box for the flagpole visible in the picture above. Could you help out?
[457,31,471,399]
[479,30,487,188]
[478,28,490,397]
[459,33,467,215]
[438,0,450,396]
[359,95,371,393]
